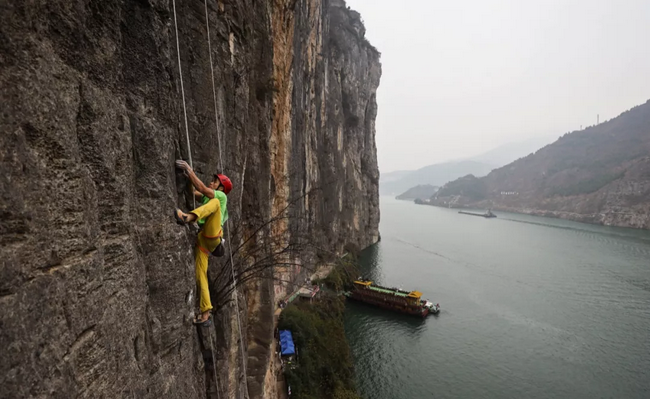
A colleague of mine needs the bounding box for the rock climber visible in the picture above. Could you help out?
[174,160,232,326]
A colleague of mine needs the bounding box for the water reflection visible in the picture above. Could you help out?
[345,301,427,331]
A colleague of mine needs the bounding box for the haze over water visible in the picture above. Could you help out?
[345,197,650,399]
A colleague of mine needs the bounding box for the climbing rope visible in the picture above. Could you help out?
[197,3,224,396]
[171,1,219,397]
[207,323,221,399]
[203,0,250,388]
[172,0,249,393]
[171,0,196,210]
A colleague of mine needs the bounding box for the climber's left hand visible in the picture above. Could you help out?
[175,160,192,174]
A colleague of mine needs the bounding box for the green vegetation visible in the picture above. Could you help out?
[319,257,360,292]
[279,259,361,399]
[549,171,625,196]
[278,296,360,399]
[436,174,487,200]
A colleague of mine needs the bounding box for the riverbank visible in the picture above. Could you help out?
[419,201,649,230]
[270,261,360,399]
[278,295,360,399]
[265,262,344,398]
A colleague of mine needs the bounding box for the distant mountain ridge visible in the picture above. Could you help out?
[380,160,495,195]
[467,136,555,166]
[396,184,439,200]
[380,136,555,196]
[380,170,412,184]
[432,100,650,229]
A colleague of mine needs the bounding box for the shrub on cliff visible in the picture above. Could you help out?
[278,296,360,399]
[320,257,360,292]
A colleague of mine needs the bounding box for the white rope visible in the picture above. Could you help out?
[172,0,195,209]
[172,0,249,392]
[172,1,223,396]
[208,323,221,399]
[205,0,222,169]
[203,0,249,389]
[202,2,226,397]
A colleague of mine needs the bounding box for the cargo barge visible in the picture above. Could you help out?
[345,280,440,317]
[458,210,496,218]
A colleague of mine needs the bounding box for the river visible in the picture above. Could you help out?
[344,197,650,399]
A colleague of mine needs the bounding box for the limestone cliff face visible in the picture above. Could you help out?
[0,0,380,398]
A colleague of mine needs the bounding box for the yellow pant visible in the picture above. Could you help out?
[190,198,223,313]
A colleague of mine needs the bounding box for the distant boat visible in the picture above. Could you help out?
[458,209,497,218]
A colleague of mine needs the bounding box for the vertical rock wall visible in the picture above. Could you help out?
[0,0,380,398]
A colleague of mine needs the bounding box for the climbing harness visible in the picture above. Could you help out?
[171,0,249,396]
[196,237,226,257]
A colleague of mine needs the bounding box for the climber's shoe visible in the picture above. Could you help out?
[174,209,187,225]
[193,317,212,327]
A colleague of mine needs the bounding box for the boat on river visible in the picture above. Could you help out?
[345,279,440,317]
[458,209,497,218]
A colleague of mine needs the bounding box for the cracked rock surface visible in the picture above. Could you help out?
[0,0,380,398]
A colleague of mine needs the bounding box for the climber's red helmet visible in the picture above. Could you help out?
[214,174,233,195]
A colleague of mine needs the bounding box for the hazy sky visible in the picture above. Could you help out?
[345,0,650,172]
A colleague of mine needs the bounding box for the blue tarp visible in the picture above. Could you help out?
[279,330,296,356]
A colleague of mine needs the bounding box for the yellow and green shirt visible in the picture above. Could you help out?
[197,190,228,227]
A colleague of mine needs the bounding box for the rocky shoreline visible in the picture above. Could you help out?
[421,201,650,230]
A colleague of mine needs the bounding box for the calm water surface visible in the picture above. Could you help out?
[345,197,650,399]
